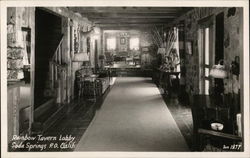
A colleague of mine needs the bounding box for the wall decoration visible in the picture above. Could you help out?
[87,37,90,54]
[22,27,31,64]
[7,47,24,81]
[73,25,80,54]
[224,32,230,48]
[227,7,236,18]
[120,32,129,37]
[7,17,16,47]
[7,16,28,81]
[231,56,240,76]
[21,27,31,83]
[120,37,126,45]
[185,41,193,55]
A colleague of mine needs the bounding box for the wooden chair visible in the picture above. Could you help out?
[104,52,114,65]
[190,95,242,151]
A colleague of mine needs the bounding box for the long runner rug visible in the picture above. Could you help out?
[75,77,189,151]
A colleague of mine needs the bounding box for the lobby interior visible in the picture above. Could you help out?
[5,6,244,152]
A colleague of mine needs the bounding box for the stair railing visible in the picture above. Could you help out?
[48,35,67,104]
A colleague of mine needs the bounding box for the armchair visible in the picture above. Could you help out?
[104,52,114,65]
[75,68,110,98]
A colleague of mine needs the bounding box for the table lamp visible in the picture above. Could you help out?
[209,60,228,79]
[209,60,228,131]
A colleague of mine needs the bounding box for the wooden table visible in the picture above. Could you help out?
[76,75,99,99]
[133,56,141,66]
[158,69,180,95]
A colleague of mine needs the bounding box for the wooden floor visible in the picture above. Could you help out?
[42,88,113,151]
[162,95,193,150]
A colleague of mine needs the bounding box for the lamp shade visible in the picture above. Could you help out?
[157,48,166,56]
[209,62,227,79]
[73,52,89,62]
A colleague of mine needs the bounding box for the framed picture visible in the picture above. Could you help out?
[120,37,126,45]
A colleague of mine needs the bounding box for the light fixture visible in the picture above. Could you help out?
[73,52,89,62]
[209,60,227,79]
[157,48,166,55]
[209,59,227,130]
[92,34,99,40]
[93,27,100,34]
[89,27,100,40]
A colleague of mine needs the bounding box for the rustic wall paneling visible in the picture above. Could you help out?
[7,7,35,144]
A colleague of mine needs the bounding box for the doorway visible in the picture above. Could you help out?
[198,16,215,95]
[34,8,62,108]
[214,12,225,98]
[215,12,224,63]
[198,12,224,98]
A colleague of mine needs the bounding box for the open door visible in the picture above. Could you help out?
[198,15,215,95]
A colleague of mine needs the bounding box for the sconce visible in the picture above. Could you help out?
[209,60,228,79]
[231,56,240,76]
[92,27,100,40]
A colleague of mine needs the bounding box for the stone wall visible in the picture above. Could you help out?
[6,7,96,135]
[170,7,243,95]
[7,7,35,143]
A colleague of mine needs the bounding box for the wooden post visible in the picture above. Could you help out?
[57,68,61,105]
[49,61,54,89]
[58,47,61,65]
[8,86,21,142]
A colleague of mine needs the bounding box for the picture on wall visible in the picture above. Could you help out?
[120,37,126,45]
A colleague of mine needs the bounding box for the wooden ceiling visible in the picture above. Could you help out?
[68,7,193,29]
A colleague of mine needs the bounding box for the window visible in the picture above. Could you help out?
[107,38,116,50]
[198,15,215,95]
[204,27,210,95]
[129,37,139,50]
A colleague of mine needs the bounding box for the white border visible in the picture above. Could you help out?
[1,0,249,158]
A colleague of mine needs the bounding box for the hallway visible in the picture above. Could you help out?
[75,77,189,151]
[5,5,245,156]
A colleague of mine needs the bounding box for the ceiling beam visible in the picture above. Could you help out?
[84,12,179,16]
[89,16,176,19]
[101,27,150,30]
[66,7,193,28]
[82,13,180,19]
[96,23,170,27]
[69,7,191,14]
[101,26,149,30]
[93,19,171,24]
